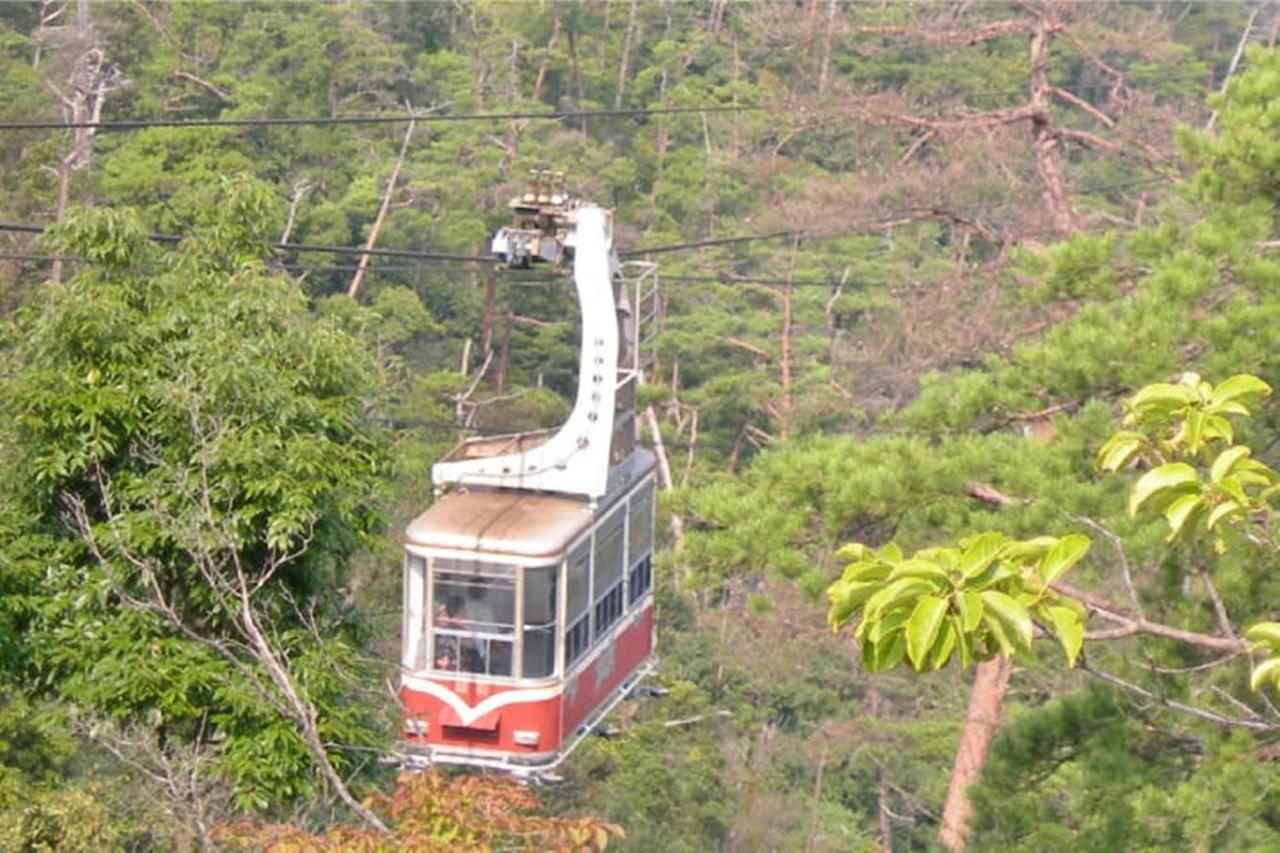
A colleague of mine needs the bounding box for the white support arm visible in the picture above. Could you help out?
[432,205,619,499]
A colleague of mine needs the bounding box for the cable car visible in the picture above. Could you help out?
[399,172,660,773]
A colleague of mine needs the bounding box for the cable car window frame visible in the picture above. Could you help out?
[429,559,517,679]
[592,507,627,641]
[403,555,427,669]
[521,562,558,678]
[626,481,655,605]
[565,541,592,667]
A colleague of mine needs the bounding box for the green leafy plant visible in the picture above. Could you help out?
[1098,372,1277,548]
[827,533,1089,672]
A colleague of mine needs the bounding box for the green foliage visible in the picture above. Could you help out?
[0,786,118,853]
[0,187,392,810]
[1180,47,1280,211]
[1098,373,1280,695]
[828,534,1088,672]
[0,694,75,810]
[972,691,1280,850]
[1099,372,1279,545]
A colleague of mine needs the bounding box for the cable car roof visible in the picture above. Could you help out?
[404,490,596,559]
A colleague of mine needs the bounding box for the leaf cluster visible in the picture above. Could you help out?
[828,533,1088,674]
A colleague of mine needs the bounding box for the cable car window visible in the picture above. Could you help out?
[430,560,515,677]
[593,510,625,597]
[628,555,652,605]
[566,542,591,666]
[593,510,626,639]
[628,482,654,561]
[404,555,427,668]
[522,563,558,678]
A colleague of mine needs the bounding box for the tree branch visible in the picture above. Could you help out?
[1051,581,1246,654]
[1079,659,1276,731]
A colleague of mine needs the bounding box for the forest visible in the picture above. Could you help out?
[1,1,1280,850]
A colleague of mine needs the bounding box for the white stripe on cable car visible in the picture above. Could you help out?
[401,674,563,727]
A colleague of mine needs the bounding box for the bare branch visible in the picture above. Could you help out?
[1079,659,1277,731]
[719,336,772,360]
[966,483,1017,507]
[1052,581,1246,654]
[1051,85,1115,128]
[1199,568,1237,642]
[1070,515,1145,620]
[173,68,231,102]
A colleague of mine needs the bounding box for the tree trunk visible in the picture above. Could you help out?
[495,309,513,393]
[866,685,893,852]
[1027,6,1073,234]
[347,117,415,299]
[567,25,586,134]
[532,15,560,103]
[644,405,685,557]
[818,0,838,93]
[613,0,639,110]
[780,281,793,440]
[938,657,1014,852]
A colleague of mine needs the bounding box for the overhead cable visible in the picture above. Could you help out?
[0,104,762,133]
[0,174,1168,273]
[0,222,489,263]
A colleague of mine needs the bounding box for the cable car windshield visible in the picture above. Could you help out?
[431,560,515,677]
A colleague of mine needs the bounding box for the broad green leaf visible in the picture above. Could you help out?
[956,590,984,633]
[981,610,1016,656]
[864,578,936,621]
[1213,402,1248,418]
[835,543,872,562]
[957,532,1005,579]
[1206,500,1243,531]
[1235,458,1271,472]
[1164,493,1204,538]
[1129,462,1200,517]
[1236,472,1275,489]
[1097,432,1145,472]
[878,543,903,562]
[965,561,1016,591]
[1206,413,1236,444]
[1000,536,1059,562]
[867,609,912,644]
[932,618,959,670]
[1039,534,1091,586]
[1218,474,1249,507]
[906,596,948,670]
[954,622,973,667]
[1250,657,1280,692]
[860,634,878,672]
[887,558,952,585]
[880,632,907,671]
[1181,408,1206,454]
[1046,605,1084,666]
[1130,382,1198,414]
[1210,445,1251,484]
[1246,622,1280,648]
[828,581,877,630]
[863,631,906,674]
[980,590,1033,649]
[1211,374,1271,408]
[841,561,891,584]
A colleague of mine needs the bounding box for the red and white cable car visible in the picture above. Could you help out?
[400,173,660,773]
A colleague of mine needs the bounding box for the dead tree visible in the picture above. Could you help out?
[35,0,125,283]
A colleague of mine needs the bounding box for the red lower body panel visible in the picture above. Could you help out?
[400,603,654,765]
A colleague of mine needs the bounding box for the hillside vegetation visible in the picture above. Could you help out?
[1,2,1278,850]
